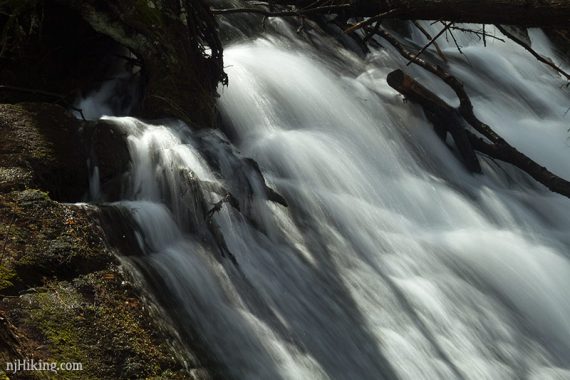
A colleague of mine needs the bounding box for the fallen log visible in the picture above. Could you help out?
[346,0,570,27]
[387,69,481,173]
[387,69,570,198]
[220,0,570,27]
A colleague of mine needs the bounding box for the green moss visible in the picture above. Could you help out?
[134,0,163,26]
[19,274,189,379]
[0,265,16,291]
[27,288,95,380]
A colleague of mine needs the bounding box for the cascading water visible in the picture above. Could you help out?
[86,20,570,379]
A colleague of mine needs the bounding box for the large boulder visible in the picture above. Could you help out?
[0,103,130,202]
[0,103,209,379]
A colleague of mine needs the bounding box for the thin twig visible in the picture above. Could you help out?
[343,9,400,33]
[412,21,447,62]
[0,84,67,100]
[445,24,472,65]
[447,27,463,55]
[211,4,350,17]
[450,25,505,42]
[407,22,452,66]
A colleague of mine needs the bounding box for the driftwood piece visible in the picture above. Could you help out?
[386,69,570,198]
[387,69,481,173]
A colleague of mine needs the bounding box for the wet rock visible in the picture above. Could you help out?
[0,188,198,379]
[83,119,131,201]
[97,205,146,257]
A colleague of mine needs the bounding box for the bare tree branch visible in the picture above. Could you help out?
[495,24,570,81]
[407,22,451,65]
[343,9,400,33]
[211,4,351,17]
[449,25,505,42]
[412,21,447,62]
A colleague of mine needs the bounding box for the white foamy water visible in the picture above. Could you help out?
[91,22,570,379]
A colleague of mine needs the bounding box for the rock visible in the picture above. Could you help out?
[0,103,204,379]
[0,188,197,379]
[96,205,146,257]
[0,103,89,201]
[0,190,112,291]
[0,167,33,193]
[0,271,194,379]
[0,103,131,202]
[0,2,125,106]
[83,119,131,201]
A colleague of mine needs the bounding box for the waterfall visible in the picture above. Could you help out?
[88,21,570,379]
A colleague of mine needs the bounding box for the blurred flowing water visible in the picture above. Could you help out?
[87,20,570,379]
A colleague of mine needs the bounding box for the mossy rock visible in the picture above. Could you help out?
[0,266,17,292]
[0,190,112,293]
[0,92,208,378]
[0,187,198,379]
[1,271,193,379]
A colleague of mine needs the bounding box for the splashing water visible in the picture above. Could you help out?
[91,22,570,379]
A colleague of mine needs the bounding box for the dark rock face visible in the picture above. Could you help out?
[546,28,570,61]
[0,103,205,379]
[83,118,132,201]
[0,103,89,201]
[0,2,125,106]
[0,103,131,202]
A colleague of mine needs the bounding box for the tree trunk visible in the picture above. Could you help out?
[272,0,570,27]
